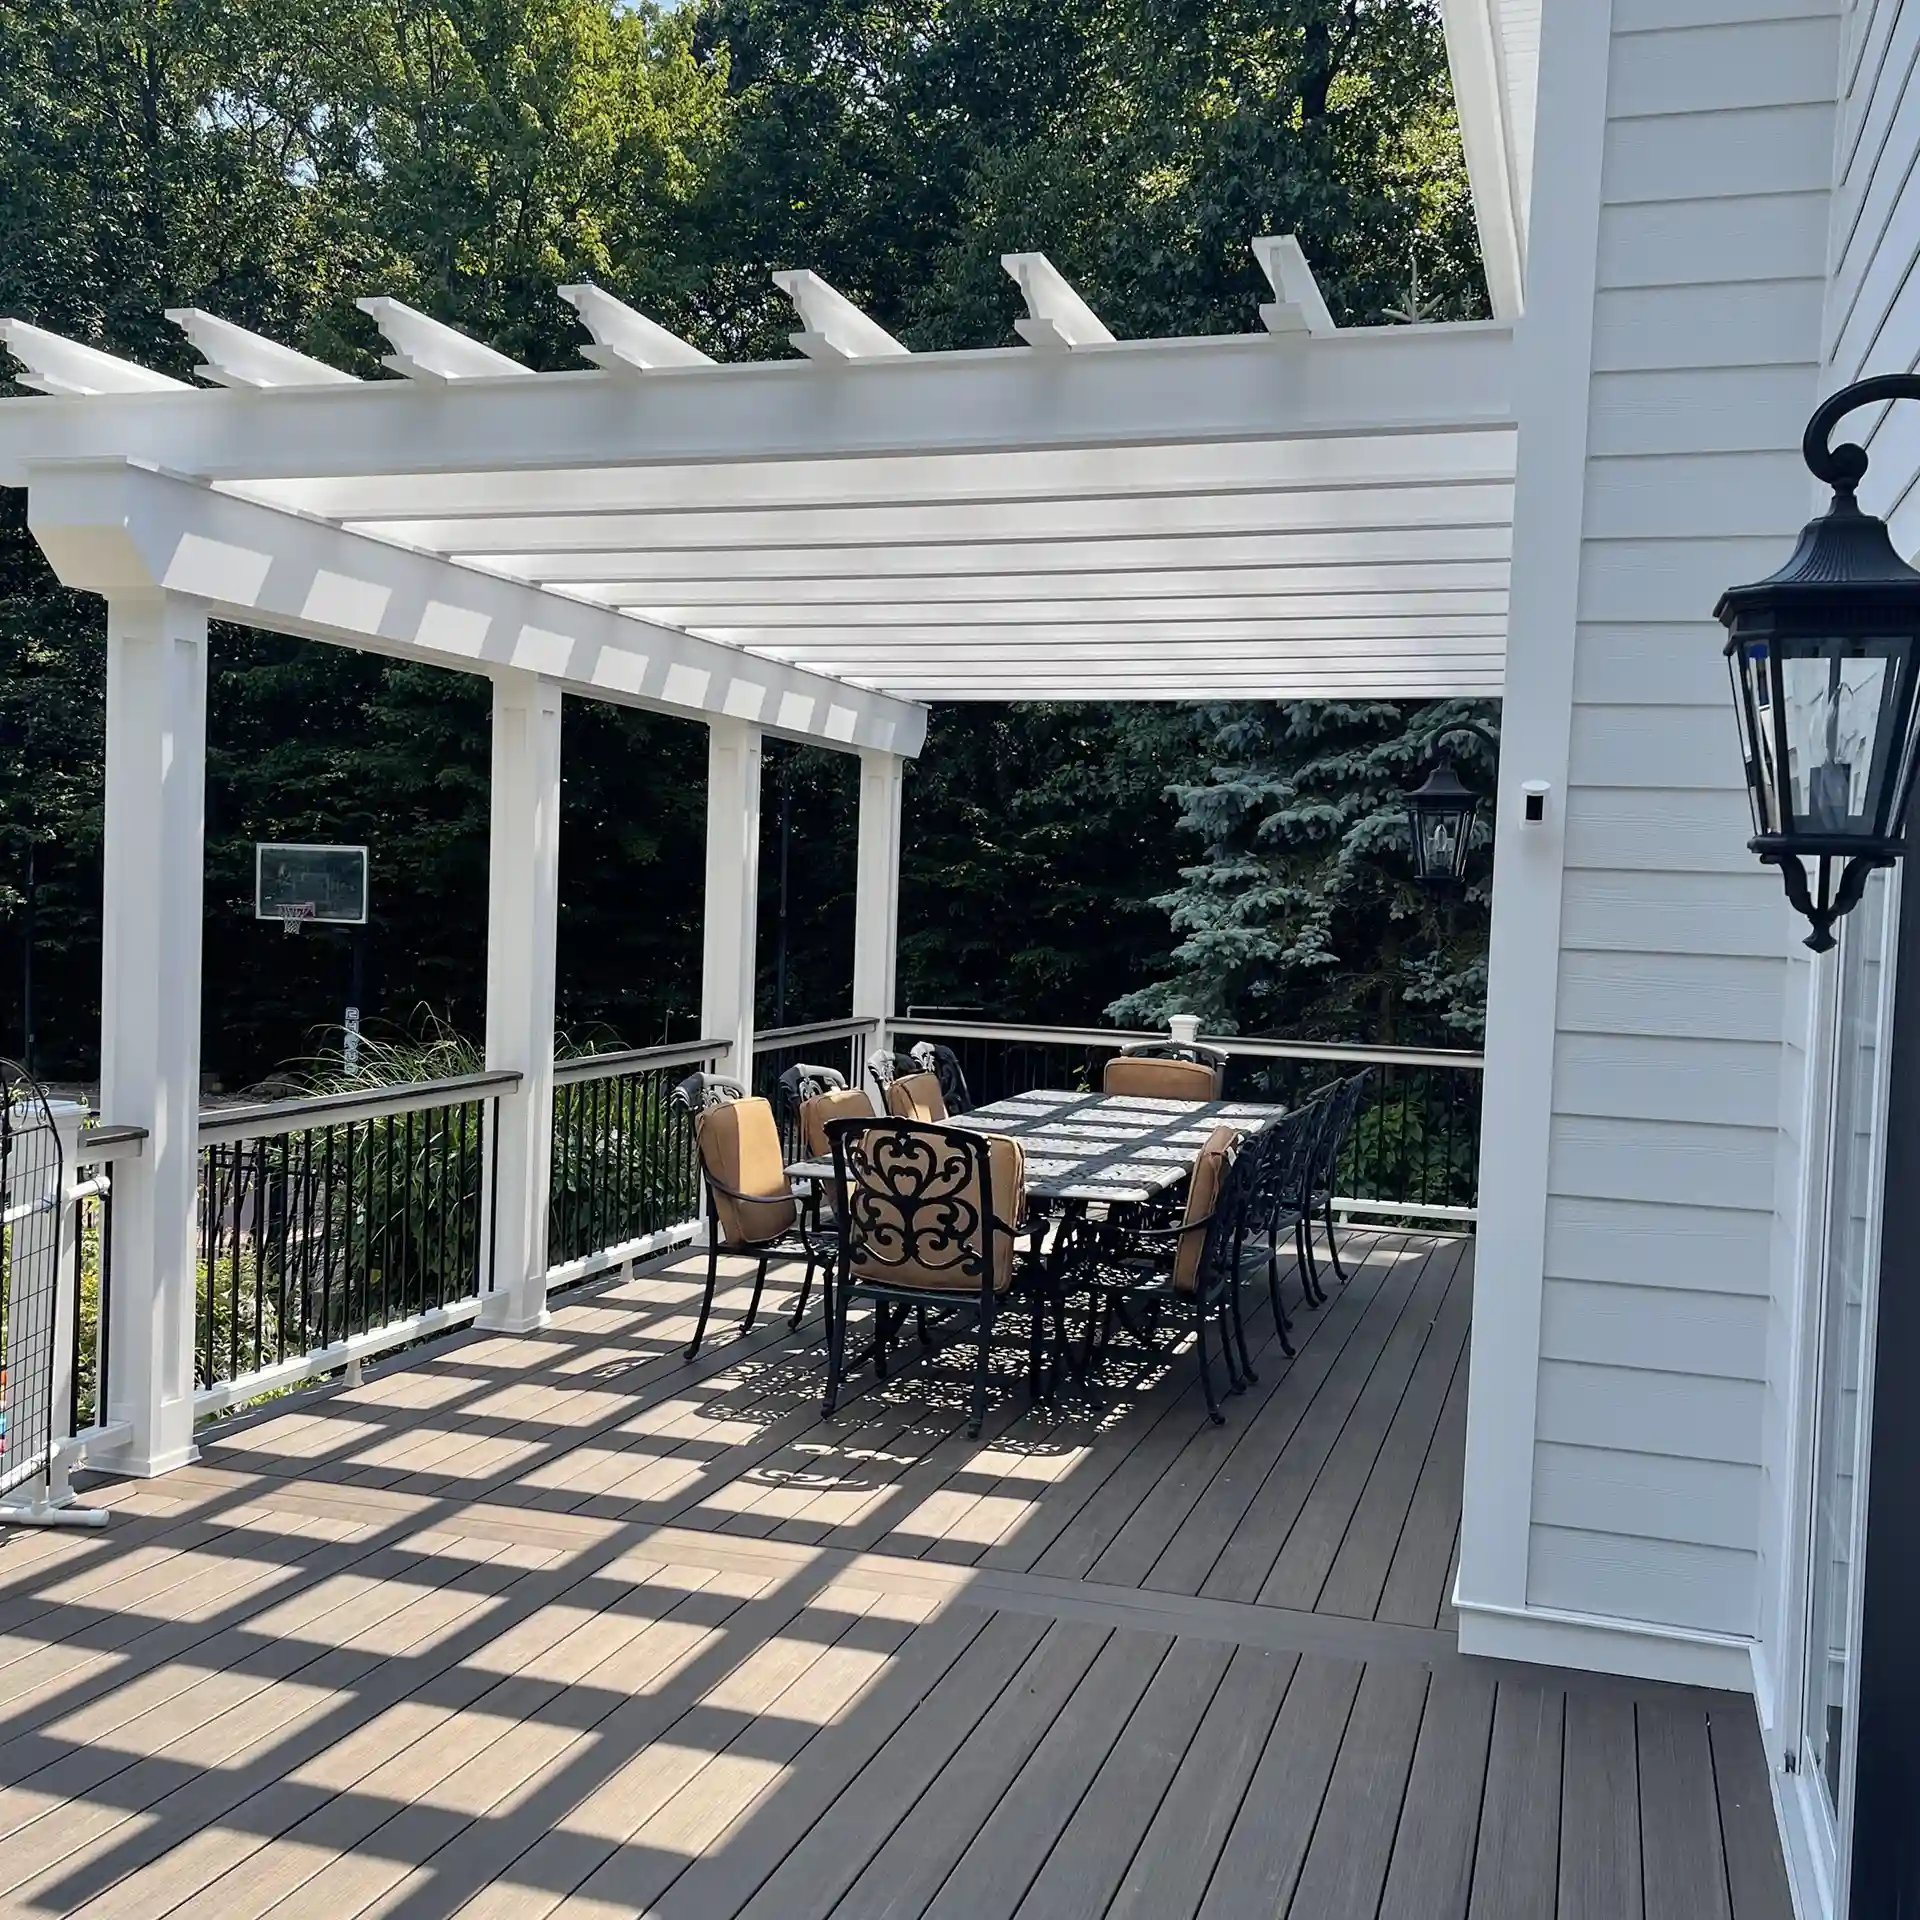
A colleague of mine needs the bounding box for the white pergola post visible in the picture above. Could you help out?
[852,750,905,1075]
[702,720,763,1093]
[479,669,563,1333]
[95,593,208,1476]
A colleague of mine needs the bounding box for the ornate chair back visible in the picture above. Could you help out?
[866,1049,910,1105]
[826,1117,1025,1296]
[671,1071,747,1116]
[1308,1069,1375,1202]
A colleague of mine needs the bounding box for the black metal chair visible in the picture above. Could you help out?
[821,1115,1056,1439]
[776,1061,847,1157]
[1238,1105,1324,1356]
[866,1049,910,1107]
[1302,1069,1374,1293]
[672,1073,830,1356]
[1077,1123,1258,1426]
[909,1041,972,1114]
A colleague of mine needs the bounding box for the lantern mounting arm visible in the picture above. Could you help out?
[1420,718,1501,763]
[1803,373,1920,494]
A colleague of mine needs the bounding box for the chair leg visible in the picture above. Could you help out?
[1323,1200,1348,1284]
[1194,1297,1226,1426]
[874,1301,893,1381]
[686,1238,721,1361]
[789,1252,816,1331]
[1266,1232,1296,1358]
[742,1253,769,1335]
[821,1271,847,1417]
[1230,1275,1258,1386]
[917,1304,936,1349]
[1216,1300,1243,1395]
[1027,1289,1045,1401]
[968,1298,994,1439]
[1296,1215,1326,1308]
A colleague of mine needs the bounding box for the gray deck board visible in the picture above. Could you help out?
[0,1232,1795,1920]
[1377,1663,1497,1920]
[1640,1697,1733,1920]
[1468,1680,1565,1920]
[1559,1690,1644,1920]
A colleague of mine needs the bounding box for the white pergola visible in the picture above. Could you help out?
[0,235,1515,1475]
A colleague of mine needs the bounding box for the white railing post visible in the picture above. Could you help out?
[91,592,208,1478]
[702,720,763,1094]
[852,749,904,1078]
[478,670,562,1333]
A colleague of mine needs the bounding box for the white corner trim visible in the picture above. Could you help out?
[1455,1593,1756,1693]
[1457,0,1614,1615]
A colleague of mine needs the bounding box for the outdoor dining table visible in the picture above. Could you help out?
[785,1086,1290,1205]
[784,1087,1292,1389]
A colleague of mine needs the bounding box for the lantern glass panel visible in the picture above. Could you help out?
[1409,799,1474,883]
[1728,642,1768,836]
[1780,641,1899,839]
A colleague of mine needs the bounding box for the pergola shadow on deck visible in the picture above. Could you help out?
[0,1231,1786,1920]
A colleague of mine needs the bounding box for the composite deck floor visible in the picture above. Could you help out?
[0,1229,1792,1919]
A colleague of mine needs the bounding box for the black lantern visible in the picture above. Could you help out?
[1717,375,1920,951]
[1406,721,1499,889]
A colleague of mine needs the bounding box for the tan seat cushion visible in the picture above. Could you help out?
[1103,1055,1222,1102]
[885,1071,949,1123]
[694,1097,798,1248]
[1173,1124,1241,1293]
[843,1123,1025,1293]
[800,1085,876,1159]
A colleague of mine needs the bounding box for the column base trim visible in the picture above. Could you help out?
[85,1439,202,1481]
[1454,1592,1756,1692]
[476,1293,552,1335]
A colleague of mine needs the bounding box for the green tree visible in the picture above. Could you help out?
[1111,700,1497,1044]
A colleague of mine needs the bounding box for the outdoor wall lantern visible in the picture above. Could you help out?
[1717,375,1920,952]
[1407,722,1499,889]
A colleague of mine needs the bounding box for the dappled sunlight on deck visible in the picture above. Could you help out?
[0,1231,1788,1919]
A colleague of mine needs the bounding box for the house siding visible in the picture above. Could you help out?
[1521,2,1840,1642]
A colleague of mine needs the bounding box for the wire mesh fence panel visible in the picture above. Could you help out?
[66,1144,116,1437]
[0,1065,66,1502]
[196,1089,493,1394]
[547,1049,723,1269]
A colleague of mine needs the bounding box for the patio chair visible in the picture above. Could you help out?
[866,1049,911,1106]
[797,1083,876,1159]
[1102,1042,1223,1102]
[909,1041,973,1113]
[821,1115,1053,1438]
[776,1060,847,1157]
[1239,1104,1325,1356]
[674,1076,830,1357]
[1078,1123,1258,1425]
[1302,1068,1375,1290]
[885,1069,949,1123]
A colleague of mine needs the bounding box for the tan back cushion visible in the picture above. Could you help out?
[695,1096,797,1248]
[1103,1054,1221,1102]
[800,1085,875,1159]
[842,1123,1025,1293]
[1174,1124,1240,1293]
[885,1070,949,1123]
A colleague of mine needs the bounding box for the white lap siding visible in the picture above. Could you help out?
[1525,1,1838,1643]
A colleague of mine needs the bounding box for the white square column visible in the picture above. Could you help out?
[852,749,905,1074]
[702,720,763,1088]
[95,593,209,1477]
[479,670,563,1333]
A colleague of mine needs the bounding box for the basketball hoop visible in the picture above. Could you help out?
[273,901,318,935]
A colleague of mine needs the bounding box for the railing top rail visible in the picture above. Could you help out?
[77,1123,149,1163]
[198,1069,524,1145]
[752,1017,880,1050]
[552,1038,731,1086]
[882,1016,1484,1072]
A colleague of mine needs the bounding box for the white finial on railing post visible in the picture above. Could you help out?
[1168,1014,1201,1046]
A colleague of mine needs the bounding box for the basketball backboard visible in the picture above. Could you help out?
[254,844,368,929]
